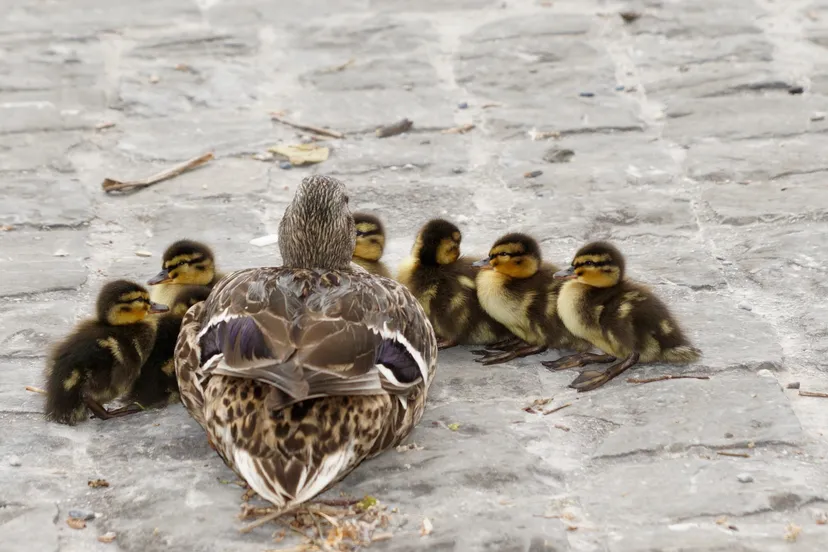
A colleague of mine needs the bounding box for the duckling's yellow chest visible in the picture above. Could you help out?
[476,270,538,343]
[557,281,618,355]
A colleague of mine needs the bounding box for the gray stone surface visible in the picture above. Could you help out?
[2,0,828,551]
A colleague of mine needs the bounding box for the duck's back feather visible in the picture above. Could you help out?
[191,267,435,410]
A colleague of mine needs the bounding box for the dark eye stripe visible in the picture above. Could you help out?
[575,260,611,268]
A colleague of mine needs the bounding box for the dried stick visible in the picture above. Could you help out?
[442,123,475,134]
[375,118,413,138]
[717,451,750,458]
[270,113,345,139]
[25,386,46,395]
[799,390,828,398]
[542,403,572,416]
[102,152,214,194]
[627,375,711,385]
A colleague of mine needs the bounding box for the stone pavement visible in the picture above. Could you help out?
[2,0,828,550]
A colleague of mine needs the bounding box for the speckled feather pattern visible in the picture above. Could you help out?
[175,265,437,511]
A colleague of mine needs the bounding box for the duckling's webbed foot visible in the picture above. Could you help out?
[475,344,548,366]
[436,337,458,350]
[471,336,523,354]
[569,352,640,392]
[84,397,143,420]
[542,352,615,372]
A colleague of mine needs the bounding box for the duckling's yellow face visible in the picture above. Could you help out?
[484,242,540,279]
[106,291,169,325]
[556,252,621,288]
[149,252,215,286]
[436,231,461,265]
[353,222,385,262]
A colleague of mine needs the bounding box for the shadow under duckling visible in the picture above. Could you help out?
[351,212,391,278]
[396,218,514,350]
[44,280,168,425]
[148,239,221,306]
[544,241,701,392]
[471,233,592,365]
[123,286,211,409]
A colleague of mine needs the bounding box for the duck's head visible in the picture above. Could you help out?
[97,280,168,326]
[472,233,541,279]
[553,241,625,288]
[279,175,355,270]
[148,240,216,286]
[169,286,211,316]
[412,218,462,266]
[353,212,386,262]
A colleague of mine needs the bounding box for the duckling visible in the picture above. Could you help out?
[352,212,392,278]
[175,175,437,521]
[543,241,701,392]
[147,239,221,307]
[470,233,592,365]
[43,280,168,425]
[124,286,211,409]
[396,218,513,350]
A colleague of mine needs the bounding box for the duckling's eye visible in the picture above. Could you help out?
[584,261,595,267]
[119,306,130,312]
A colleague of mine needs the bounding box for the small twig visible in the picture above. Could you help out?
[102,152,214,194]
[441,123,475,134]
[314,497,360,508]
[375,118,413,138]
[552,424,571,432]
[25,386,47,395]
[321,58,355,73]
[270,114,345,139]
[542,403,572,416]
[627,375,711,385]
[372,532,394,542]
[717,451,751,458]
[799,390,828,398]
[482,103,502,109]
[239,509,285,533]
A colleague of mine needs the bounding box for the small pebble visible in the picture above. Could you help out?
[149,74,160,84]
[134,250,153,258]
[787,382,801,390]
[279,161,292,170]
[8,455,21,467]
[737,302,752,311]
[811,112,826,121]
[724,432,734,438]
[452,167,464,174]
[524,170,543,178]
[98,532,117,544]
[615,85,625,91]
[53,249,69,257]
[68,510,96,521]
[458,101,469,109]
[737,473,754,484]
[403,163,415,170]
[579,92,595,97]
[788,86,804,95]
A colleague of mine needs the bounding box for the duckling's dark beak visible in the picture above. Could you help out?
[472,257,492,269]
[553,266,577,280]
[147,269,172,285]
[149,302,169,314]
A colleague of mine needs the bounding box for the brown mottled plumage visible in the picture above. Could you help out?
[396,218,512,350]
[43,280,168,425]
[148,239,222,307]
[352,212,391,279]
[471,233,591,365]
[543,241,701,392]
[175,175,437,519]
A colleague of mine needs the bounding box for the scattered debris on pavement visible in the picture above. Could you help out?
[270,114,345,139]
[88,479,110,488]
[269,144,330,166]
[375,119,413,138]
[799,390,828,398]
[543,148,574,164]
[442,123,475,134]
[524,170,543,178]
[102,152,214,194]
[626,375,710,385]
